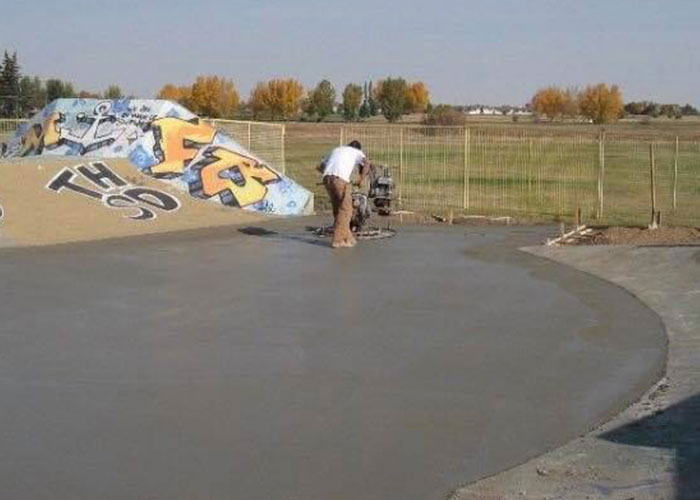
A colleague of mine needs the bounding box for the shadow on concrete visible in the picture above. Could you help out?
[237,226,331,248]
[600,392,700,500]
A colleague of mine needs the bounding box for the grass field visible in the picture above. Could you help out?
[285,118,700,226]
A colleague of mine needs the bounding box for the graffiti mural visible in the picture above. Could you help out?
[143,117,217,177]
[3,99,312,215]
[46,161,181,221]
[186,146,281,207]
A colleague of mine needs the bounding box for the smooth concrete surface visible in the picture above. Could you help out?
[0,222,666,500]
[457,245,700,500]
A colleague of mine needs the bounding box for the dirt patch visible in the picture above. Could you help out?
[570,226,700,246]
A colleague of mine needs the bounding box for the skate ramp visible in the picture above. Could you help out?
[0,99,313,246]
[0,157,271,247]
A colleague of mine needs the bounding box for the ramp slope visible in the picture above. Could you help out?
[0,99,313,246]
[0,158,269,246]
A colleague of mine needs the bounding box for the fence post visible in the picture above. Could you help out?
[399,127,404,207]
[247,122,252,151]
[463,127,470,209]
[649,142,657,226]
[673,136,678,210]
[281,124,286,175]
[597,130,605,219]
[339,127,344,147]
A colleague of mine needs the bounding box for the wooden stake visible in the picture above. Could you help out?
[597,130,605,218]
[673,136,678,210]
[463,127,470,209]
[576,207,582,228]
[399,127,404,207]
[649,143,658,229]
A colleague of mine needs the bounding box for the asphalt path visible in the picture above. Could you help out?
[0,222,666,500]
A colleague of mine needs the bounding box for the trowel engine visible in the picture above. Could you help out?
[350,164,394,233]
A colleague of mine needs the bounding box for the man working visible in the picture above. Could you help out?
[318,140,369,248]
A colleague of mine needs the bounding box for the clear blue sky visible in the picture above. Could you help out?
[1,0,698,106]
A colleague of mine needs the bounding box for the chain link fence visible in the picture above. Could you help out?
[205,119,286,173]
[341,124,700,226]
[0,119,26,145]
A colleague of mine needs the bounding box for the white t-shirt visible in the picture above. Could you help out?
[322,146,366,183]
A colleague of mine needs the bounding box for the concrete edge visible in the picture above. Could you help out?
[450,243,699,499]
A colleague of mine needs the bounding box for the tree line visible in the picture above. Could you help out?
[531,84,625,124]
[624,101,698,119]
[0,51,125,118]
[157,76,430,122]
[531,84,699,124]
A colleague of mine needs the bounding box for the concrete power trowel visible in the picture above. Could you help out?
[310,163,397,240]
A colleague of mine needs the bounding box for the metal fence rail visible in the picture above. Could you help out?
[0,119,26,144]
[206,119,286,173]
[342,125,700,226]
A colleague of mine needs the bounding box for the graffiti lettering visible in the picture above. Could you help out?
[46,162,180,221]
[46,169,104,199]
[77,161,127,190]
[103,193,157,221]
[148,117,217,177]
[188,146,281,207]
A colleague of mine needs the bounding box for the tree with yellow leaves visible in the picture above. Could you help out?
[249,82,270,120]
[249,79,305,120]
[156,77,238,118]
[579,83,623,124]
[531,86,568,121]
[188,76,239,118]
[405,82,430,113]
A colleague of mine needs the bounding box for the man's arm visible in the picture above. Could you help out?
[355,157,370,185]
[316,157,327,174]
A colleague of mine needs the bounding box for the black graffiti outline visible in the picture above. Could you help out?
[46,161,181,221]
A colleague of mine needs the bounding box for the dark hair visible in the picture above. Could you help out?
[348,140,362,151]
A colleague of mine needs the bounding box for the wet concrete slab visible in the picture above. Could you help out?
[0,222,666,500]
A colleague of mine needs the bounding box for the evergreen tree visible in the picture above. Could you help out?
[367,80,378,116]
[19,76,46,115]
[0,51,21,118]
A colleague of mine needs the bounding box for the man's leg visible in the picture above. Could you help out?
[324,177,341,237]
[324,177,340,219]
[334,178,355,246]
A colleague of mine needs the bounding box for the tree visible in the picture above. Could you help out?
[104,85,123,99]
[342,83,363,121]
[249,79,304,120]
[249,82,270,119]
[531,86,568,121]
[578,83,624,124]
[188,75,239,118]
[624,101,647,116]
[659,103,681,119]
[307,79,336,121]
[422,104,466,126]
[405,82,430,113]
[45,79,76,103]
[562,87,580,119]
[375,77,408,122]
[78,90,101,98]
[19,76,46,115]
[157,83,192,107]
[0,51,21,117]
[681,103,698,116]
[367,80,378,116]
